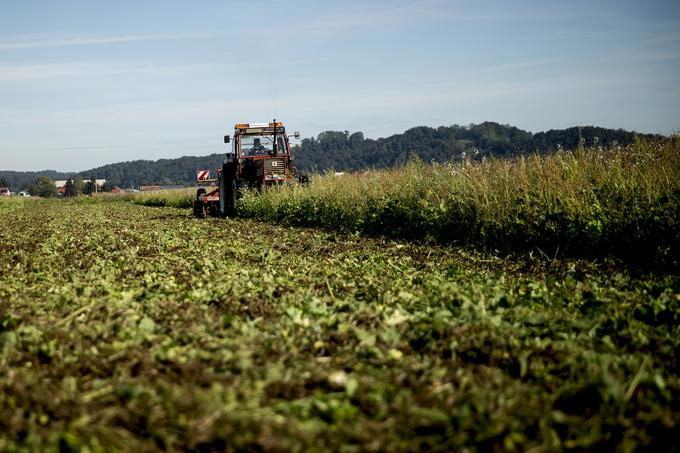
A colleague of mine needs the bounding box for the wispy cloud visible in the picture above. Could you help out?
[247,1,453,41]
[0,72,621,127]
[0,60,198,82]
[0,32,220,50]
[526,31,606,41]
[485,58,565,72]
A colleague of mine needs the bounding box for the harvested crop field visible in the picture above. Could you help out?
[0,199,678,451]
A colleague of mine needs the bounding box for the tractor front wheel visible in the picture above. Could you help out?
[220,178,238,217]
[193,200,206,218]
[226,180,238,217]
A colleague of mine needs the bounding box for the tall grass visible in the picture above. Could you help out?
[238,137,680,267]
[94,187,195,209]
[0,196,29,215]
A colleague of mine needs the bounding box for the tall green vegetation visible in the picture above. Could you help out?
[29,176,58,198]
[95,187,195,209]
[239,137,680,268]
[63,178,85,197]
[83,176,97,195]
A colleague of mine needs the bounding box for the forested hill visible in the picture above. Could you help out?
[0,170,71,193]
[1,123,662,190]
[72,154,226,189]
[293,123,661,172]
[0,155,225,192]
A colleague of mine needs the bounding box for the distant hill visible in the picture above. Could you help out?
[0,170,72,193]
[0,155,226,192]
[293,123,661,172]
[1,123,663,191]
[71,154,227,190]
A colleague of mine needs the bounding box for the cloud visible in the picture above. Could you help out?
[485,58,565,72]
[0,32,220,51]
[244,0,454,42]
[0,61,168,81]
[0,71,618,127]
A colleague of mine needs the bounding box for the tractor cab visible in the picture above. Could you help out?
[226,122,298,188]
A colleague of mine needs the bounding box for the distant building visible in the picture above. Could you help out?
[111,186,125,193]
[0,188,10,196]
[53,179,107,190]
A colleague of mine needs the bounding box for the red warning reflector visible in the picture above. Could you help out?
[196,170,210,181]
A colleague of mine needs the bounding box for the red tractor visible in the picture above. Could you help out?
[193,121,307,218]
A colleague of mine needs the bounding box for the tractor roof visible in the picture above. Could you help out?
[235,122,283,129]
[234,122,286,135]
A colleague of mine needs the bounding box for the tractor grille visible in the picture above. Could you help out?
[265,158,287,179]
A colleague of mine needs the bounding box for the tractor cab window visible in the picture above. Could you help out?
[239,134,287,157]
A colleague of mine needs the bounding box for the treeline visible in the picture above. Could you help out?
[0,155,225,192]
[1,123,663,190]
[78,154,226,190]
[0,170,70,193]
[293,123,661,172]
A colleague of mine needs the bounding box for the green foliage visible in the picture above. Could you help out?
[83,176,97,195]
[130,188,194,209]
[239,138,680,269]
[63,178,85,197]
[29,176,58,198]
[0,200,677,450]
[95,187,195,209]
[0,170,70,193]
[293,123,661,173]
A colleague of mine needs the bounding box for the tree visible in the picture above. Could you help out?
[74,179,84,195]
[30,177,57,198]
[64,179,74,197]
[83,176,97,195]
[65,178,84,197]
[0,177,9,188]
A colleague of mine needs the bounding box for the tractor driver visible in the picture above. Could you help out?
[250,138,266,155]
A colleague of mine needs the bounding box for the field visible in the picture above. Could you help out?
[1,141,679,451]
[0,198,678,451]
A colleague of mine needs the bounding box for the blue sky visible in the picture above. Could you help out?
[1,0,678,171]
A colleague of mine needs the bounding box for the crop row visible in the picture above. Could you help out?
[238,138,680,268]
